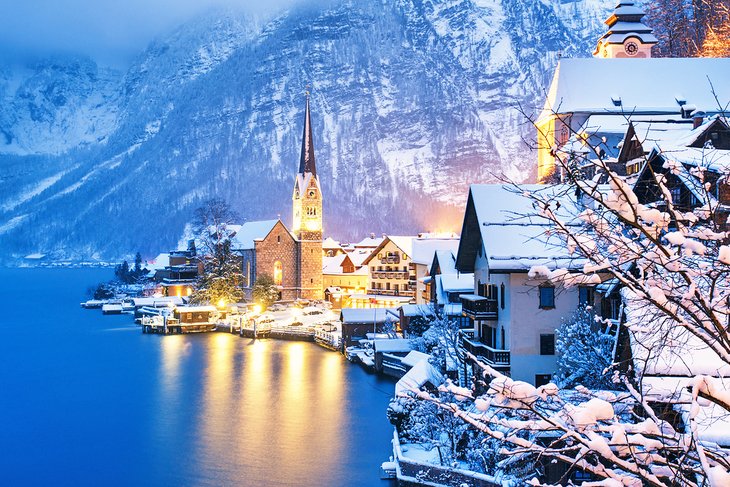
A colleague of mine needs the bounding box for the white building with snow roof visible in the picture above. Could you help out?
[537,0,730,183]
[455,184,596,386]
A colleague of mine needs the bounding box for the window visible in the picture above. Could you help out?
[277,235,281,243]
[273,261,283,286]
[500,283,505,309]
[539,286,555,309]
[579,286,594,306]
[669,186,681,204]
[535,374,553,387]
[540,334,555,355]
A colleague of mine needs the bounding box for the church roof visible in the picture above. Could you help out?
[298,95,317,177]
[539,58,730,123]
[230,220,280,250]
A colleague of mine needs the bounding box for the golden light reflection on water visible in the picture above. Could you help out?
[160,334,185,394]
[191,336,352,485]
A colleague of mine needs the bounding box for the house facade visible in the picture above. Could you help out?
[455,184,594,386]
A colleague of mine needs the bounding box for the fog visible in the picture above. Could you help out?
[0,0,301,67]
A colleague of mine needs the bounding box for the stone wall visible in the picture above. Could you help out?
[298,239,323,300]
[255,221,300,301]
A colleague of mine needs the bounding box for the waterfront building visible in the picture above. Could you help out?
[455,184,593,386]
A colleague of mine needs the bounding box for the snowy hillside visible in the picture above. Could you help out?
[0,0,608,262]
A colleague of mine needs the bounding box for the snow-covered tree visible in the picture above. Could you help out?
[252,273,279,309]
[404,110,730,484]
[189,199,243,306]
[554,306,619,391]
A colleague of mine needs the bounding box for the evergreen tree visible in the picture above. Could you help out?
[134,252,143,276]
[252,274,279,309]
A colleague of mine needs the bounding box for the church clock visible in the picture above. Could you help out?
[625,40,639,56]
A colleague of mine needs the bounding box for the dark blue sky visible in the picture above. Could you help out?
[0,0,296,67]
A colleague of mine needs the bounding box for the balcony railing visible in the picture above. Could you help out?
[367,289,416,298]
[460,332,510,367]
[380,255,400,264]
[461,295,498,320]
[372,271,409,279]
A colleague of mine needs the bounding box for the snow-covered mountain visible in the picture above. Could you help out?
[0,0,609,262]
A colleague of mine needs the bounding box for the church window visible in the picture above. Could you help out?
[277,235,281,243]
[274,261,283,286]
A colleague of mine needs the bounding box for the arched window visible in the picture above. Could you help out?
[274,261,283,286]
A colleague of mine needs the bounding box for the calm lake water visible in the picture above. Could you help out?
[0,268,397,487]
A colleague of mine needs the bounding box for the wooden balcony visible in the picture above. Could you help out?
[460,332,510,367]
[461,295,498,320]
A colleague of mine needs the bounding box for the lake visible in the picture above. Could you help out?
[0,268,397,487]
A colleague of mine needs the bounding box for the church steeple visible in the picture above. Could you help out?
[292,94,322,241]
[298,94,317,177]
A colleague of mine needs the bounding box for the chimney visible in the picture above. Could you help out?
[693,111,706,129]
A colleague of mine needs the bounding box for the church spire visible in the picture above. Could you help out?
[298,93,317,177]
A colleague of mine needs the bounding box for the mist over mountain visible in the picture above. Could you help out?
[0,0,609,263]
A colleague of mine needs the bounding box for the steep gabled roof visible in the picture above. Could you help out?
[230,220,280,250]
[362,236,417,265]
[456,184,584,273]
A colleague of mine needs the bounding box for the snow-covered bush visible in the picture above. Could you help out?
[555,306,620,391]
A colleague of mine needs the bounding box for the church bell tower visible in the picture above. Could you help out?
[292,94,323,299]
[593,1,658,58]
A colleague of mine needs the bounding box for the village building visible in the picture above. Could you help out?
[322,252,369,307]
[537,0,730,183]
[231,97,324,302]
[455,184,594,386]
[150,242,199,297]
[408,235,460,305]
[339,307,399,349]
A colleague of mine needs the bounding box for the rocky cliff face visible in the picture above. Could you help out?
[0,0,608,262]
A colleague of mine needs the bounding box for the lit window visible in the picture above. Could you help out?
[274,261,283,286]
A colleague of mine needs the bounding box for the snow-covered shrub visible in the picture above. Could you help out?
[555,306,620,391]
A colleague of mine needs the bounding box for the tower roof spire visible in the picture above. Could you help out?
[298,92,317,177]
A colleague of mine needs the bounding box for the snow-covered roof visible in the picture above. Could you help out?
[661,145,730,173]
[373,338,413,353]
[146,252,170,271]
[348,248,375,267]
[175,305,217,313]
[322,254,347,274]
[457,184,584,273]
[389,236,416,258]
[401,351,431,369]
[624,289,730,378]
[339,307,398,324]
[395,358,444,396]
[322,237,342,250]
[434,250,457,274]
[539,58,730,124]
[230,220,279,250]
[400,304,436,318]
[410,238,460,266]
[435,273,474,306]
[354,236,384,248]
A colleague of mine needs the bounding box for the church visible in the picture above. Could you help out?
[232,96,323,301]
